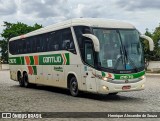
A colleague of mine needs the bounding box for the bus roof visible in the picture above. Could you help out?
[10,18,135,41]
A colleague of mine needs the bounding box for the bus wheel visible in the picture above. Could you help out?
[23,73,30,88]
[18,73,24,87]
[69,77,79,97]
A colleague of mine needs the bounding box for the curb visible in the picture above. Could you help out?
[146,73,160,76]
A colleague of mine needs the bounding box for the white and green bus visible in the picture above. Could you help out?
[9,18,154,96]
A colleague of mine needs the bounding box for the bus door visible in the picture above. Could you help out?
[84,41,97,92]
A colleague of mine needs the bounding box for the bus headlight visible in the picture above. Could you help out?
[102,77,108,81]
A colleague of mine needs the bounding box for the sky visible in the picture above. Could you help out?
[0,0,160,40]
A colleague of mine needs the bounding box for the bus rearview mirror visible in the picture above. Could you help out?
[82,34,100,52]
[140,35,154,51]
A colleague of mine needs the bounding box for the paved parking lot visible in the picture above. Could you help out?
[0,68,160,121]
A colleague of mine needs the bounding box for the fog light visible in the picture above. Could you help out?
[103,86,109,90]
[141,84,145,88]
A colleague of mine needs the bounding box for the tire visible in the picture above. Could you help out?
[23,73,30,88]
[18,73,24,87]
[69,77,79,97]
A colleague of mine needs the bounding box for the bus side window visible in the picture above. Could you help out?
[32,38,36,53]
[14,39,22,54]
[49,31,60,51]
[9,41,12,54]
[61,28,76,54]
[23,39,27,54]
[43,33,48,52]
[26,38,31,53]
[19,40,23,54]
[84,41,94,66]
[73,26,92,60]
[17,40,19,54]
[36,36,41,52]
[12,40,18,54]
[54,32,60,51]
[46,33,50,51]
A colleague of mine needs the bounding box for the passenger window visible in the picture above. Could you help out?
[23,39,27,54]
[26,38,31,53]
[32,38,36,53]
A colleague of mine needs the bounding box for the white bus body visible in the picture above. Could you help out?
[9,18,154,96]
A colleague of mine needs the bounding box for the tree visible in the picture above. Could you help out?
[0,22,42,63]
[152,25,160,60]
[140,29,152,61]
[143,25,160,61]
[0,40,8,63]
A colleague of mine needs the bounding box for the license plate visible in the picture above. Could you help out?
[122,85,131,90]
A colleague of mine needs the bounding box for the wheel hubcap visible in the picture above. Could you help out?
[24,75,28,87]
[71,81,77,92]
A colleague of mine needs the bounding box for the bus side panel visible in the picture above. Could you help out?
[45,65,64,87]
[35,65,44,84]
[9,65,18,81]
[28,74,36,84]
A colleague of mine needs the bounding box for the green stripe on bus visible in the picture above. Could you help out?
[9,57,21,65]
[101,72,106,77]
[30,56,34,65]
[21,57,25,65]
[9,53,70,65]
[32,66,37,75]
[65,53,70,65]
[114,71,145,80]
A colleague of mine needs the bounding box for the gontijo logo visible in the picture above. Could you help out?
[43,53,67,64]
[43,56,61,63]
[39,53,69,65]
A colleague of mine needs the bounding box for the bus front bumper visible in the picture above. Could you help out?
[97,77,146,94]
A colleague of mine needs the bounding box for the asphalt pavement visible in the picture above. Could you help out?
[0,68,160,121]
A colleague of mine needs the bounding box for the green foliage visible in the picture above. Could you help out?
[0,40,8,63]
[143,26,160,61]
[0,22,42,63]
[152,26,160,60]
[1,22,42,40]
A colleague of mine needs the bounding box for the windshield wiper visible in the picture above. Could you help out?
[123,46,138,72]
[113,47,125,71]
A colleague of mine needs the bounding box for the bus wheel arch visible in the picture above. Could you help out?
[67,73,79,96]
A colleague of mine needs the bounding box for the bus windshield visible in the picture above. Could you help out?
[93,28,144,72]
